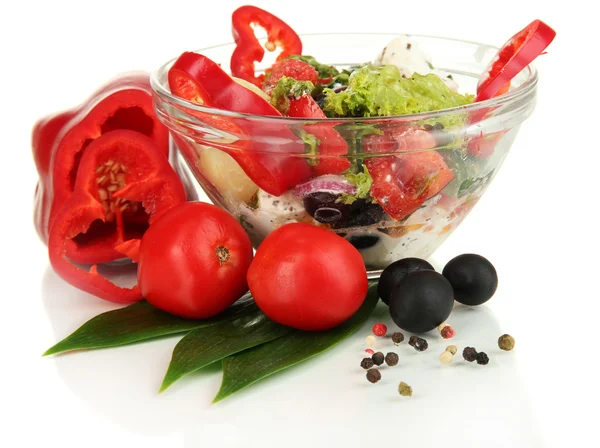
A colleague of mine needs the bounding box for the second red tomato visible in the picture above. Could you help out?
[248,223,369,331]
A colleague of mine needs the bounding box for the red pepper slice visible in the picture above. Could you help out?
[265,58,351,175]
[230,5,302,87]
[48,130,186,303]
[364,128,453,220]
[33,74,170,263]
[169,52,311,196]
[476,19,556,101]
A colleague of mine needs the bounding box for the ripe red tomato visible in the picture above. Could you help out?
[138,202,253,319]
[248,223,368,331]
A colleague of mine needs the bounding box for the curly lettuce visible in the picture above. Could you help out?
[338,167,375,205]
[323,65,474,118]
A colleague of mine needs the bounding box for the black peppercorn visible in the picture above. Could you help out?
[408,336,428,352]
[366,368,381,383]
[392,332,405,344]
[463,347,478,362]
[385,352,399,366]
[360,358,374,370]
[372,351,385,366]
[476,352,489,365]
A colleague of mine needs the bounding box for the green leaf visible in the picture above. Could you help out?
[44,298,257,356]
[213,283,379,403]
[160,310,289,392]
[458,169,495,197]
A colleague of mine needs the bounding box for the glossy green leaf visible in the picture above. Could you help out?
[44,298,257,356]
[213,283,379,402]
[160,310,289,392]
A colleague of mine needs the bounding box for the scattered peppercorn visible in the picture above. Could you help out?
[446,345,457,355]
[365,335,377,347]
[392,332,405,344]
[366,369,381,383]
[361,357,375,370]
[372,351,385,366]
[398,381,413,397]
[498,334,516,351]
[409,336,428,352]
[440,350,454,365]
[476,352,489,365]
[463,347,478,362]
[437,322,455,339]
[372,323,388,337]
[385,352,399,366]
[365,348,375,355]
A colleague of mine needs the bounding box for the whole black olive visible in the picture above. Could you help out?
[442,254,498,306]
[389,270,454,333]
[378,258,434,305]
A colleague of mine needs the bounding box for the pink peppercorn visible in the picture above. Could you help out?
[372,323,387,337]
[365,348,375,355]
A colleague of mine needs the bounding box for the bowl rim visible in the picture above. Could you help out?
[150,32,538,122]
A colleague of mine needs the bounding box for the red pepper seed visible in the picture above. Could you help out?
[372,323,387,337]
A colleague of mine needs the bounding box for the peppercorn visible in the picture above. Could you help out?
[498,334,516,351]
[372,323,387,337]
[398,381,413,397]
[437,322,455,339]
[365,348,375,355]
[446,345,457,355]
[476,352,489,365]
[463,347,478,362]
[372,351,385,366]
[392,332,405,344]
[365,335,377,347]
[366,369,381,383]
[385,352,399,366]
[440,350,454,365]
[409,336,428,352]
[360,357,375,370]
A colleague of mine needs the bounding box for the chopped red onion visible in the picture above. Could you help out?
[293,175,356,198]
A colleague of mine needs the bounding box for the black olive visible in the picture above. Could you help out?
[389,270,454,333]
[378,258,434,305]
[442,254,498,306]
[303,192,351,224]
[313,207,343,224]
[334,200,386,229]
[346,235,380,250]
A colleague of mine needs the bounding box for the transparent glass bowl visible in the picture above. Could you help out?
[151,34,537,275]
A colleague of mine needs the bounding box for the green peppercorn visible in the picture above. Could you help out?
[476,352,489,365]
[366,368,381,383]
[392,332,405,344]
[372,351,385,366]
[360,357,374,370]
[385,352,399,366]
[498,334,516,351]
[463,347,478,362]
[398,381,413,397]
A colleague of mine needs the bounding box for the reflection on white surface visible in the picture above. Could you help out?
[42,266,544,447]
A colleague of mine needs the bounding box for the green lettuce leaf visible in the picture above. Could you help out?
[270,76,315,114]
[323,65,474,118]
[338,167,375,205]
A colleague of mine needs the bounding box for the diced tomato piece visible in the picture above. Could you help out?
[263,59,319,93]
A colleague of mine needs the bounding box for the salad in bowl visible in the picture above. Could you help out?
[152,6,553,271]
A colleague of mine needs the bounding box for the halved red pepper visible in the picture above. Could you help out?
[48,130,186,303]
[230,5,302,87]
[33,73,169,263]
[169,52,311,196]
[265,58,351,176]
[364,127,453,220]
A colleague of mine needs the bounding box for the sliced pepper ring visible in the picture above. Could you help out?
[48,130,186,303]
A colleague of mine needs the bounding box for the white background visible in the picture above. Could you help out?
[1,0,598,446]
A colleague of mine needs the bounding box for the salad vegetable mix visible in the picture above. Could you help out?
[34,5,555,403]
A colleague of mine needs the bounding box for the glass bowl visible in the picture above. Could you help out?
[151,33,537,276]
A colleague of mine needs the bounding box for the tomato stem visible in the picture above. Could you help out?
[216,246,230,265]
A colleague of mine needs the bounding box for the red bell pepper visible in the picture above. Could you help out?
[230,5,302,87]
[169,52,311,196]
[33,73,170,263]
[364,127,453,220]
[48,130,186,303]
[265,58,351,176]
